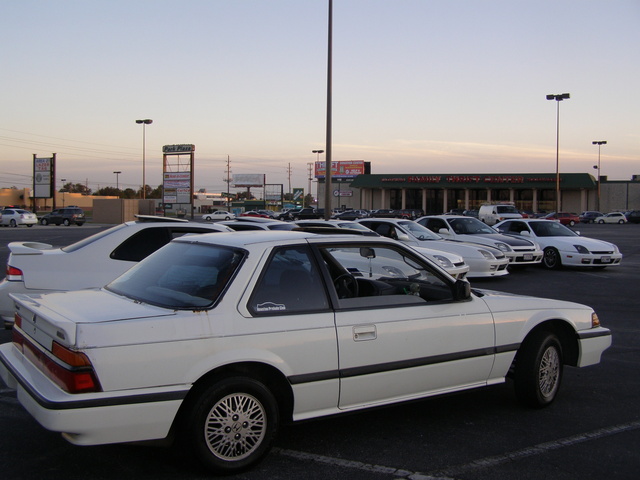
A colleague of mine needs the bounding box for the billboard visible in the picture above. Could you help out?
[315,160,366,179]
[33,155,54,198]
[163,172,191,204]
[233,174,265,187]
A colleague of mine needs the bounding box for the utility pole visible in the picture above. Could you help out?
[287,163,292,195]
[226,155,232,206]
[307,162,313,207]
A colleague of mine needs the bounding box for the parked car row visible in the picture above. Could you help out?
[2,213,626,331]
[0,207,86,227]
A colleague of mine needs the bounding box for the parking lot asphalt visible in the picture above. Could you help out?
[0,222,638,480]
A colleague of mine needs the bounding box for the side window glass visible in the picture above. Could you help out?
[497,221,512,233]
[318,245,453,305]
[434,219,447,232]
[110,227,170,261]
[249,246,329,316]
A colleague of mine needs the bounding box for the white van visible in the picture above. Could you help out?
[478,204,523,225]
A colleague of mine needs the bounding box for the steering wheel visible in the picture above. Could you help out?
[333,273,359,299]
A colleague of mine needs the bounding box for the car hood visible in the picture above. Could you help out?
[473,288,591,312]
[463,233,533,247]
[535,235,617,251]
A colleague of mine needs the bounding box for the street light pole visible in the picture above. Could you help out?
[592,140,607,211]
[546,93,570,212]
[135,119,153,199]
[323,0,333,220]
[113,171,122,191]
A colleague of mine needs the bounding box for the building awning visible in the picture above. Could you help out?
[349,173,596,189]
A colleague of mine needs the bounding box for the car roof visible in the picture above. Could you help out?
[173,230,398,248]
[233,217,285,223]
[121,219,232,231]
[135,214,188,223]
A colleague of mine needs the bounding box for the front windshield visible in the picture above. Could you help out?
[448,217,495,235]
[496,205,519,214]
[530,221,577,237]
[106,242,244,309]
[398,221,441,240]
[336,222,371,232]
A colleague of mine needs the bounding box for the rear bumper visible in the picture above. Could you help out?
[0,343,188,445]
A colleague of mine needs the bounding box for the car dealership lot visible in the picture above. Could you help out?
[0,223,639,479]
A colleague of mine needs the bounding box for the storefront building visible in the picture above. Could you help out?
[318,173,609,215]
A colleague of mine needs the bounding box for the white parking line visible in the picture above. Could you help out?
[430,420,640,478]
[275,419,640,479]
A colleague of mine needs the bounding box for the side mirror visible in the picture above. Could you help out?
[397,233,411,242]
[520,230,531,237]
[438,228,451,236]
[360,247,375,259]
[453,279,471,301]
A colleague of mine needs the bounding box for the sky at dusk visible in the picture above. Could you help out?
[1,0,639,195]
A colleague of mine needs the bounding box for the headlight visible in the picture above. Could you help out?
[478,249,496,260]
[432,255,454,269]
[495,242,511,252]
[574,244,590,254]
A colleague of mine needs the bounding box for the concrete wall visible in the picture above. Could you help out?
[92,199,155,223]
[601,182,640,212]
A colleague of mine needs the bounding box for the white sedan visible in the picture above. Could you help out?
[594,212,627,224]
[0,216,232,328]
[358,218,509,278]
[0,231,611,474]
[494,218,623,269]
[417,215,543,266]
[0,208,38,227]
[202,210,236,221]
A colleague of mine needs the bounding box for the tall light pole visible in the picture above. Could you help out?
[323,0,333,220]
[135,119,153,199]
[113,171,122,191]
[592,140,607,211]
[546,93,570,212]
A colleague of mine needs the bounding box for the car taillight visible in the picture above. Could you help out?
[6,265,23,281]
[12,320,102,394]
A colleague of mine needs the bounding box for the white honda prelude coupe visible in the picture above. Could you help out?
[0,230,611,474]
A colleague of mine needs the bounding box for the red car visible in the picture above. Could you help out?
[542,212,580,226]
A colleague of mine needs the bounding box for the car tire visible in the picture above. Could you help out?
[542,247,561,269]
[10,219,17,227]
[184,377,279,475]
[618,220,625,224]
[40,218,48,225]
[204,216,212,221]
[569,220,575,226]
[513,331,563,408]
[225,216,231,220]
[63,219,71,226]
[598,220,605,224]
